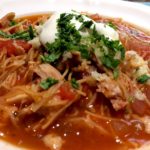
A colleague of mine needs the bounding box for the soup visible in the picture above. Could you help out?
[0,11,150,150]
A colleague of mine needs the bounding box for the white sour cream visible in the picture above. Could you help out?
[39,13,60,44]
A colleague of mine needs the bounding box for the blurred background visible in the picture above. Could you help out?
[126,0,150,1]
[125,0,150,5]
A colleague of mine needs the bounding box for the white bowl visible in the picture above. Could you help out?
[0,0,150,149]
[1,0,150,31]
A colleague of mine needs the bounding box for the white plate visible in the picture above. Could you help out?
[0,0,150,149]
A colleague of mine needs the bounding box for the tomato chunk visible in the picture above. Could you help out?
[0,39,31,56]
[59,82,76,100]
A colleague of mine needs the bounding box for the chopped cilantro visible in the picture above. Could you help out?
[107,22,117,30]
[101,55,120,69]
[41,13,91,63]
[9,20,17,26]
[0,25,35,40]
[91,26,125,71]
[0,30,9,38]
[79,44,90,59]
[40,77,58,90]
[41,12,125,78]
[137,74,150,84]
[113,68,119,79]
[57,13,81,44]
[41,40,66,63]
[75,14,84,22]
[29,25,35,39]
[71,78,79,89]
[41,51,62,63]
[79,20,93,31]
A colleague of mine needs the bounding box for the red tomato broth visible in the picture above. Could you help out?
[1,100,150,150]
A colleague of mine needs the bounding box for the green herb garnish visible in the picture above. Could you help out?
[75,14,84,22]
[79,20,93,31]
[41,51,62,63]
[41,12,125,80]
[91,26,125,70]
[40,77,58,90]
[0,25,35,40]
[28,25,35,39]
[0,30,9,38]
[107,22,117,30]
[137,74,150,84]
[41,13,91,63]
[9,20,17,26]
[101,55,120,70]
[71,78,79,89]
[113,68,119,79]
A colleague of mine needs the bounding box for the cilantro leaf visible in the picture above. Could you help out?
[79,44,90,59]
[113,68,119,79]
[71,78,79,89]
[29,25,35,39]
[0,30,9,38]
[91,26,125,71]
[137,74,150,84]
[0,26,35,41]
[41,52,61,63]
[75,15,84,22]
[9,20,17,26]
[43,40,68,63]
[101,55,120,69]
[40,77,58,90]
[41,13,91,63]
[107,22,117,30]
[79,20,93,31]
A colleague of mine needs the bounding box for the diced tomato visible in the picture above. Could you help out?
[58,82,76,100]
[0,39,31,56]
